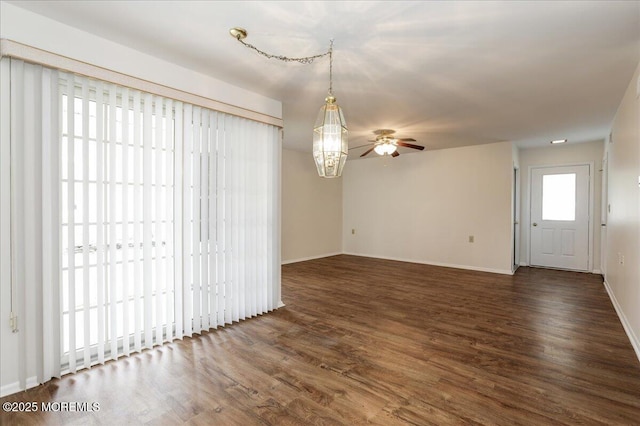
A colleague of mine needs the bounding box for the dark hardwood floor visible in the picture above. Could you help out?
[2,254,640,425]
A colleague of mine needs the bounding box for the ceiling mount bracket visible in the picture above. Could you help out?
[374,129,396,137]
[229,27,248,40]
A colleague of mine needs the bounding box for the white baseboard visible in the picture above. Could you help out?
[0,382,21,398]
[342,252,514,275]
[281,252,342,265]
[603,279,640,364]
[0,376,39,398]
[519,262,601,275]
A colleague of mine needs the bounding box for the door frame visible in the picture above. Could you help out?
[600,153,608,277]
[527,162,595,272]
[512,165,520,273]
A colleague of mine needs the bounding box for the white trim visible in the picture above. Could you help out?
[0,39,283,128]
[603,280,640,364]
[281,252,343,265]
[0,376,38,398]
[0,382,20,398]
[592,269,602,275]
[511,164,521,274]
[342,252,514,275]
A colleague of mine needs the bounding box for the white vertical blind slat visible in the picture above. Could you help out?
[250,123,258,317]
[108,84,118,360]
[132,90,143,353]
[224,115,233,326]
[233,117,242,322]
[265,126,272,312]
[269,127,282,310]
[41,67,61,381]
[164,99,174,342]
[238,119,246,320]
[142,92,153,349]
[9,59,26,387]
[23,64,41,385]
[81,78,91,369]
[208,111,218,329]
[66,74,77,373]
[121,87,130,356]
[216,114,226,327]
[95,81,105,364]
[153,96,164,345]
[131,90,144,352]
[192,107,202,334]
[0,59,12,383]
[182,103,193,337]
[173,101,183,339]
[201,110,210,331]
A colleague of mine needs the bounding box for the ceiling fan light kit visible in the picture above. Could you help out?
[357,129,425,158]
[373,142,397,156]
[230,27,348,178]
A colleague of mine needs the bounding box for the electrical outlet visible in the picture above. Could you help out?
[618,253,625,265]
[468,235,474,243]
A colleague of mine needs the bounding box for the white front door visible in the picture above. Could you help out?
[530,165,590,271]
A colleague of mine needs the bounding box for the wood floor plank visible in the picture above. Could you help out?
[2,255,640,425]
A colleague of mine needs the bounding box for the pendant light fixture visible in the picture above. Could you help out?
[230,28,348,178]
[312,42,348,178]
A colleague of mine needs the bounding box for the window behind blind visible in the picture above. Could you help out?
[58,70,281,373]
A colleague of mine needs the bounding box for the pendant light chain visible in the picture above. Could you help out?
[234,35,332,65]
[230,28,335,95]
[328,40,334,96]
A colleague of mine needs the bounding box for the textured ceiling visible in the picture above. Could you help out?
[8,1,640,158]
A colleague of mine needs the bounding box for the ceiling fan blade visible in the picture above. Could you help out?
[349,143,373,150]
[396,138,417,142]
[396,141,425,150]
[391,151,400,157]
[360,147,375,157]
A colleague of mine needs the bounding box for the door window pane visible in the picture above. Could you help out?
[542,173,576,221]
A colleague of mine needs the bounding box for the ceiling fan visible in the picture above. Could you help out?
[353,129,425,158]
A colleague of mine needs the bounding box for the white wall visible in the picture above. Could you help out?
[604,62,640,360]
[282,149,342,263]
[518,140,604,272]
[343,141,514,274]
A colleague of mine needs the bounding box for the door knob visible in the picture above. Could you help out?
[532,222,538,227]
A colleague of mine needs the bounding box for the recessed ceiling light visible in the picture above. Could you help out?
[550,139,567,144]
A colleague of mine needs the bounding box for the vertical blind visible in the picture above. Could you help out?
[4,57,62,391]
[3,57,281,388]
